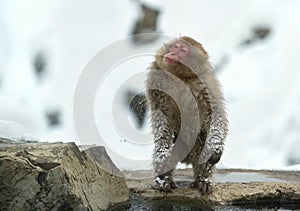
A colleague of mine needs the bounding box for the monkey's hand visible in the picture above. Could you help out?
[190,176,213,194]
[198,136,223,165]
[151,175,176,193]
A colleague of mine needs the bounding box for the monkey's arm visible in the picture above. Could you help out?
[196,72,228,165]
[189,76,228,194]
[201,113,228,165]
[147,92,177,192]
[146,66,179,192]
[151,107,174,175]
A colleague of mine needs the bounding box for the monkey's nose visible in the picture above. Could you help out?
[170,52,178,56]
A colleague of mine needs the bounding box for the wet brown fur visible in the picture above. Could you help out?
[146,36,228,193]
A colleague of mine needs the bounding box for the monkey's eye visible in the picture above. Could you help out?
[173,44,179,49]
[180,48,188,53]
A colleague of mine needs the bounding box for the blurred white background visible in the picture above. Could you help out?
[1,0,300,170]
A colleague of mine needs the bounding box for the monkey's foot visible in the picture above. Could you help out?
[151,176,176,193]
[190,177,212,194]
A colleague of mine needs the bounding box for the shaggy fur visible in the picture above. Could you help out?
[146,36,228,193]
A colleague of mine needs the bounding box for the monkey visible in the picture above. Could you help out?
[146,36,228,194]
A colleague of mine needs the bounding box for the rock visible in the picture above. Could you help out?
[83,146,123,178]
[0,140,129,210]
[125,169,300,208]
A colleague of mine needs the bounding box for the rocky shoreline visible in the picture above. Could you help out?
[1,139,300,210]
[124,168,300,208]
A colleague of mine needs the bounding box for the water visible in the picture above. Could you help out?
[126,170,299,183]
[109,194,300,211]
[214,172,287,183]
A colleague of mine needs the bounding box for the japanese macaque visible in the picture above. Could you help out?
[146,36,228,194]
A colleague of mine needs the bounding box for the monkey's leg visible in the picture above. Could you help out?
[190,162,214,194]
[151,111,177,192]
[190,151,222,194]
[191,109,226,194]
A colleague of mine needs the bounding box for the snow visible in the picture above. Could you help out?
[1,0,300,171]
[283,164,300,171]
[0,120,38,142]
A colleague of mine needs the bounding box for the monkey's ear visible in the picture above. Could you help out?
[162,43,169,50]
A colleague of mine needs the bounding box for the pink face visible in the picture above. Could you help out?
[163,41,190,65]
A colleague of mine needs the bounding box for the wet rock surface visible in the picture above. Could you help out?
[0,139,129,210]
[1,138,299,210]
[124,169,300,209]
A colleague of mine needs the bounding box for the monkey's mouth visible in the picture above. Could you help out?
[163,56,178,65]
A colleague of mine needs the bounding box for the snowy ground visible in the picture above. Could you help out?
[1,0,300,171]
